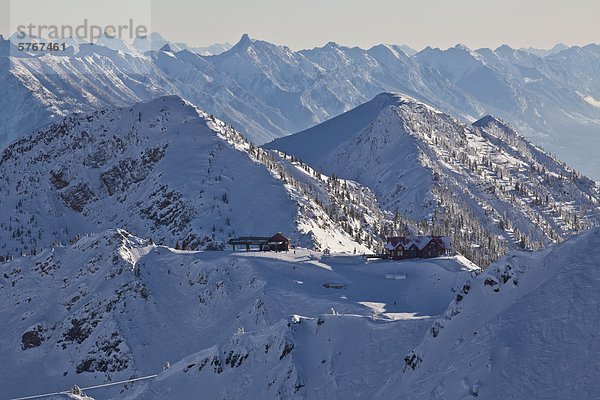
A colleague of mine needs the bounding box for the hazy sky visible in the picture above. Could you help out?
[2,0,599,50]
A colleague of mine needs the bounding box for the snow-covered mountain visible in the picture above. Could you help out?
[0,95,395,260]
[379,226,600,399]
[3,34,600,178]
[0,228,478,399]
[267,93,600,265]
[4,216,599,399]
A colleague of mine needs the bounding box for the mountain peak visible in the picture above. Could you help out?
[393,44,418,56]
[159,43,172,52]
[222,33,256,55]
[374,91,405,103]
[367,44,413,62]
[453,43,470,51]
[416,45,438,56]
[132,94,194,111]
[234,33,253,48]
[371,92,428,111]
[377,92,442,115]
[266,92,434,169]
[472,114,510,130]
[93,34,142,55]
[376,92,417,104]
[449,43,483,59]
[495,44,515,54]
[149,32,166,41]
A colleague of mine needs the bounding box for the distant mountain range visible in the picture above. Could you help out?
[1,33,600,179]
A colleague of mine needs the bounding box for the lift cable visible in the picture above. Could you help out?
[8,373,159,400]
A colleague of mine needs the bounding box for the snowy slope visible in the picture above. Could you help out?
[0,229,478,399]
[0,95,395,259]
[379,226,600,399]
[267,93,600,265]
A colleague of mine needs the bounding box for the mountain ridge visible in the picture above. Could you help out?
[3,34,600,178]
[0,95,395,260]
[267,93,600,265]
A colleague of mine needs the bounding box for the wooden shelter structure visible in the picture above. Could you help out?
[228,233,290,252]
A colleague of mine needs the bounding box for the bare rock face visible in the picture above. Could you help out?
[50,169,71,189]
[21,325,47,350]
[100,146,166,196]
[61,183,96,213]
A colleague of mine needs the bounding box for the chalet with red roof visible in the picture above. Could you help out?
[384,236,452,260]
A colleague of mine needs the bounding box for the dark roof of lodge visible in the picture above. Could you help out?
[233,237,271,241]
[385,235,452,251]
[228,237,271,245]
[269,233,289,242]
[228,233,290,245]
